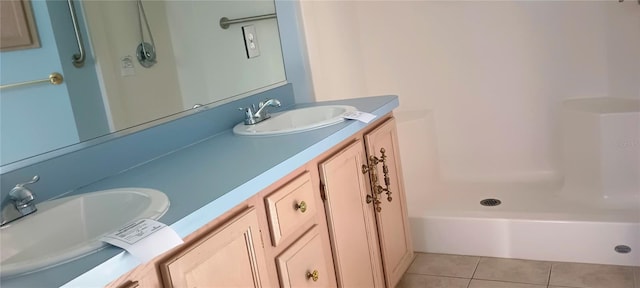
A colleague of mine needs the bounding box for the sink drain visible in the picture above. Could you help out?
[614,245,632,254]
[480,198,501,207]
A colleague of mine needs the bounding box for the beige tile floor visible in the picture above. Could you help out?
[398,253,640,288]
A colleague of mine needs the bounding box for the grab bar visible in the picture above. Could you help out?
[67,0,85,67]
[0,73,64,90]
[219,13,276,29]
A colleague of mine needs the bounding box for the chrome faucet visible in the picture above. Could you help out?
[1,175,39,227]
[239,98,281,125]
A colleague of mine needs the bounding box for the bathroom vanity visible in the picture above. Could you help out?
[0,95,413,287]
[106,114,413,288]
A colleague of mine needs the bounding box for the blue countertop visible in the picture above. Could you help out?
[1,95,398,287]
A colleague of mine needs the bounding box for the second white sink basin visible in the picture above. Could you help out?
[0,188,169,278]
[233,105,357,136]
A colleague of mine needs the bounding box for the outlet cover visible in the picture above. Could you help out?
[242,25,260,59]
[120,56,135,76]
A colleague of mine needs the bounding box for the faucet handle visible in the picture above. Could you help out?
[239,106,258,125]
[10,175,39,205]
[15,175,39,188]
[239,106,254,115]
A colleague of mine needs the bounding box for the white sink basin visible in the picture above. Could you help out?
[0,188,169,278]
[233,105,357,136]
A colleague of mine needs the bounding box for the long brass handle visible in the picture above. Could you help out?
[363,163,382,212]
[379,148,392,202]
[306,270,319,282]
[295,201,307,213]
[362,147,393,211]
[0,73,64,90]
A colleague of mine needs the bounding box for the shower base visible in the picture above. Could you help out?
[409,181,640,266]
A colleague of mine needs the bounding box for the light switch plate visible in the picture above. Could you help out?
[242,25,260,59]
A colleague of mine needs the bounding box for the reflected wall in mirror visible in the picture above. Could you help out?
[0,0,286,166]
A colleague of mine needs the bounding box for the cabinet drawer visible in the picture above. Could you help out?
[265,171,317,246]
[276,226,335,288]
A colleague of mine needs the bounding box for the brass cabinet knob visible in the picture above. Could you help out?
[295,201,307,213]
[306,270,319,281]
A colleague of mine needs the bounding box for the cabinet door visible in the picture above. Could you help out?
[276,226,336,288]
[0,0,39,51]
[159,208,269,288]
[364,117,414,287]
[319,140,385,288]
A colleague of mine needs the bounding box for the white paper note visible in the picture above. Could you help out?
[343,111,376,123]
[101,218,183,263]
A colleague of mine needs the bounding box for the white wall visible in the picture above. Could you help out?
[166,0,286,110]
[83,1,286,132]
[83,1,183,131]
[299,1,640,196]
[299,1,368,101]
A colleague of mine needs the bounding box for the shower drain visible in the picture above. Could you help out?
[480,198,502,207]
[614,245,632,254]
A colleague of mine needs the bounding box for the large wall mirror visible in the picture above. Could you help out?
[0,0,286,167]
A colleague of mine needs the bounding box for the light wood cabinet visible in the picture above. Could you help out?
[276,226,335,288]
[364,117,414,287]
[265,171,318,246]
[262,166,337,288]
[319,117,414,288]
[158,208,269,288]
[0,0,39,51]
[109,168,336,288]
[107,114,410,288]
[319,140,386,287]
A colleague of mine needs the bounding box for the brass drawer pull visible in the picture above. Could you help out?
[295,201,307,213]
[306,270,319,281]
[117,280,139,288]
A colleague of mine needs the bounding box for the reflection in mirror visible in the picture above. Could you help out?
[0,0,286,167]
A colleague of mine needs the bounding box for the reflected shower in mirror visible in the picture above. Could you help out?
[0,0,286,167]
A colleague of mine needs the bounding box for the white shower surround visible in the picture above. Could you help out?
[410,98,640,266]
[299,0,640,267]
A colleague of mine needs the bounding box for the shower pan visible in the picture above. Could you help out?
[410,97,640,266]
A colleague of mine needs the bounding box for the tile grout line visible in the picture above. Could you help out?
[473,278,554,286]
[467,257,482,288]
[548,262,554,287]
[404,272,474,280]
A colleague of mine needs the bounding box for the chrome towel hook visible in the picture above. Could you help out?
[136,0,157,68]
